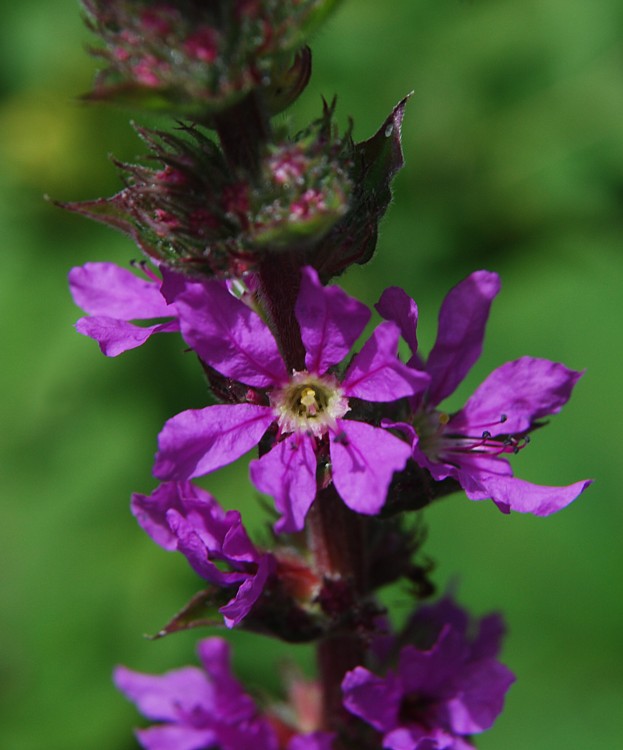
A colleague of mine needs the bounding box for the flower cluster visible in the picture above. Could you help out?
[114,636,335,750]
[71,261,590,531]
[82,0,339,118]
[61,104,354,278]
[65,3,592,749]
[115,599,514,750]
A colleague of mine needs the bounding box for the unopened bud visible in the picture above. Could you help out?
[82,0,340,119]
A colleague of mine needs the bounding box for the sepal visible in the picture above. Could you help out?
[313,96,410,280]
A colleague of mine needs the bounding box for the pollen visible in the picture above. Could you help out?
[271,371,349,438]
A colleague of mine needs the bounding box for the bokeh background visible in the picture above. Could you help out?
[2,1,622,748]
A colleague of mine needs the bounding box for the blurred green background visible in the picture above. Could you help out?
[2,1,622,748]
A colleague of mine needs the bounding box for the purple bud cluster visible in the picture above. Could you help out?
[64,3,591,749]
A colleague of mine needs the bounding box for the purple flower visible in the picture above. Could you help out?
[342,598,515,750]
[114,637,279,750]
[68,261,182,356]
[115,636,336,750]
[132,481,274,627]
[376,271,592,516]
[154,266,429,531]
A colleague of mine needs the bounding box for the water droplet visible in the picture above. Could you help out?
[384,123,394,137]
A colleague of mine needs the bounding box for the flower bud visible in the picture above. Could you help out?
[59,102,354,278]
[82,0,340,119]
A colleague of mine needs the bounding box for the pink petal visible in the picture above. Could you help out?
[69,262,172,318]
[466,475,592,516]
[250,434,317,533]
[342,322,430,402]
[446,660,515,735]
[330,421,411,515]
[76,316,178,356]
[131,481,218,551]
[135,725,217,750]
[165,509,248,586]
[375,286,420,364]
[426,270,500,406]
[175,279,287,388]
[154,404,274,480]
[452,357,583,436]
[113,665,213,722]
[220,555,275,628]
[196,638,256,718]
[341,667,402,733]
[296,266,370,374]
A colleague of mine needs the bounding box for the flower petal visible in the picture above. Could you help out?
[220,555,275,628]
[452,357,583,436]
[445,660,515,735]
[75,316,178,356]
[196,638,256,719]
[296,266,370,374]
[383,726,469,750]
[250,434,317,533]
[154,404,274,480]
[330,421,411,515]
[375,286,420,364]
[165,509,248,587]
[342,322,430,401]
[175,279,287,388]
[69,262,173,318]
[426,270,500,406]
[341,666,402,733]
[113,665,213,722]
[135,725,217,750]
[131,481,215,551]
[287,733,336,750]
[465,474,592,516]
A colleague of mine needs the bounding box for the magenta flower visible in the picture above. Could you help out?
[115,636,335,750]
[68,261,181,355]
[132,481,274,627]
[114,637,278,750]
[341,598,515,750]
[154,266,429,531]
[376,270,591,516]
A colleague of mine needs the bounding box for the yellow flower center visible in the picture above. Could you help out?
[271,371,349,438]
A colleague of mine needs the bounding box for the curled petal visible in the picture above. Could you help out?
[330,421,411,515]
[375,286,420,364]
[452,357,583,436]
[69,262,173,319]
[296,266,370,374]
[220,555,275,629]
[426,270,500,406]
[166,509,248,587]
[154,404,274,480]
[465,474,592,516]
[176,279,287,388]
[131,481,220,552]
[250,434,317,533]
[76,316,178,356]
[342,321,429,402]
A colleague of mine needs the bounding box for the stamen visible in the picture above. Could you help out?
[442,428,531,457]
